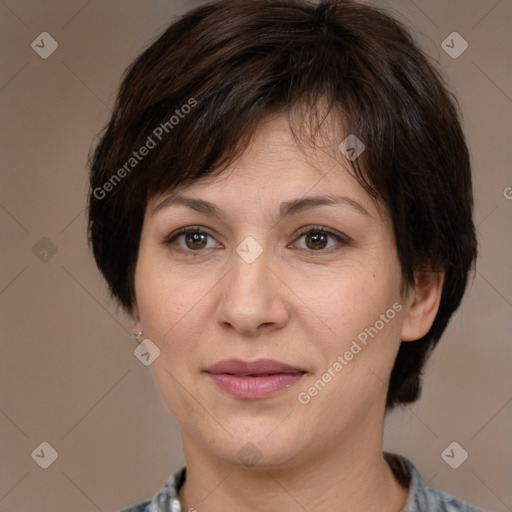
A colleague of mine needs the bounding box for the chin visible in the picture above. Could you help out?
[206,423,307,470]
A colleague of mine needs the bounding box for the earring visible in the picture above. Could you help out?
[133,329,144,343]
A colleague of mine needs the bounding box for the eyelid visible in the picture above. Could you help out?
[163,226,219,247]
[294,225,350,243]
[163,225,350,253]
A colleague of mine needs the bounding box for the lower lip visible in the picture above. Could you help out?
[207,372,305,399]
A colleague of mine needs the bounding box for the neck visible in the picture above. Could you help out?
[178,409,408,512]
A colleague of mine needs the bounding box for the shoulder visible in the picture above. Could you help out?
[412,487,485,512]
[116,465,187,512]
[385,452,487,512]
[117,499,151,512]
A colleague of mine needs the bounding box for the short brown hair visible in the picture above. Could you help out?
[87,0,477,410]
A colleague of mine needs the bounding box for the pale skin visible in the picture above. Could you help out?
[132,114,444,512]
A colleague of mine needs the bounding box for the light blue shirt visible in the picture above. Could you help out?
[118,453,487,511]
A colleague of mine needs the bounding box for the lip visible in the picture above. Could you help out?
[205,358,305,375]
[204,358,307,399]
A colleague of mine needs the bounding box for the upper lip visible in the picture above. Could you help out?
[205,358,306,376]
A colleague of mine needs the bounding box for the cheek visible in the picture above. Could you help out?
[301,267,404,389]
[135,254,210,423]
[135,249,215,361]
[135,250,179,341]
[300,266,399,334]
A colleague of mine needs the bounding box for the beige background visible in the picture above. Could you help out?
[0,0,511,511]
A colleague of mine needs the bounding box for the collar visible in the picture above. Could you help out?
[147,452,459,512]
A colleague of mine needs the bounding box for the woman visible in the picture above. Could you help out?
[87,0,484,510]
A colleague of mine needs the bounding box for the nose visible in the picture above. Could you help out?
[215,245,290,337]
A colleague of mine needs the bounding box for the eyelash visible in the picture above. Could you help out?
[162,225,349,255]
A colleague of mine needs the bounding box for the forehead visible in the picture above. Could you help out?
[147,113,386,224]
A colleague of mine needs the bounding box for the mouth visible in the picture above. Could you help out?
[204,358,307,399]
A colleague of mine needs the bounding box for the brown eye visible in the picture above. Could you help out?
[305,231,329,250]
[164,227,218,252]
[164,225,348,255]
[184,231,208,250]
[295,227,347,252]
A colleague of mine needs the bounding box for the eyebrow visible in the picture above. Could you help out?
[152,193,371,219]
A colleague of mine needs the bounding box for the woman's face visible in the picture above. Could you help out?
[134,114,413,468]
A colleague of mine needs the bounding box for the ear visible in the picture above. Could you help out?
[401,271,444,342]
